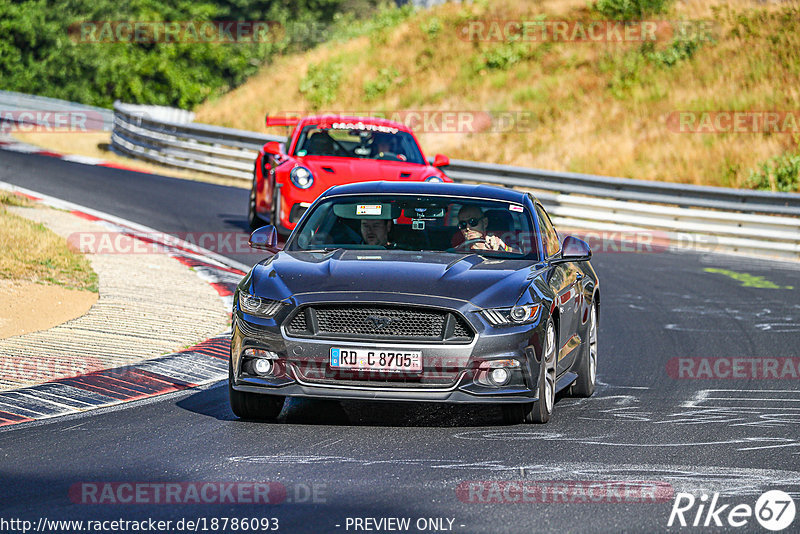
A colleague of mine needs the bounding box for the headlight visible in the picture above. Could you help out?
[238,291,284,318]
[425,175,443,182]
[290,166,314,189]
[481,304,541,327]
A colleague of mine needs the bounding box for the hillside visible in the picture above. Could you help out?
[194,0,800,191]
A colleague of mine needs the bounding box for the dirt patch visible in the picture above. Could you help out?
[0,280,98,339]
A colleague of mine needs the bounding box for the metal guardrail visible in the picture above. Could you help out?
[0,90,114,131]
[105,101,799,259]
[111,102,282,180]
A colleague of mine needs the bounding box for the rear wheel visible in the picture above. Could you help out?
[270,186,280,232]
[570,302,597,397]
[502,319,557,424]
[228,361,284,421]
[248,170,266,229]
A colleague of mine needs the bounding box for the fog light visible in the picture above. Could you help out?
[253,358,273,376]
[490,367,510,386]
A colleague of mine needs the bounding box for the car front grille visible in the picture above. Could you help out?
[285,304,473,343]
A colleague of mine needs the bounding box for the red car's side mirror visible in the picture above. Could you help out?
[264,141,283,156]
[433,154,450,167]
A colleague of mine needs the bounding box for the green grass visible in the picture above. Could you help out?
[0,195,98,292]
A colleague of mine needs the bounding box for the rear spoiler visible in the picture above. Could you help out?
[265,114,301,127]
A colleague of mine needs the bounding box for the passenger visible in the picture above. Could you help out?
[361,219,393,247]
[305,131,335,155]
[456,205,512,252]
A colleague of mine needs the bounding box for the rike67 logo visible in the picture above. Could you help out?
[668,490,796,531]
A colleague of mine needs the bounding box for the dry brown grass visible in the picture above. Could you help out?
[0,195,98,292]
[194,0,800,190]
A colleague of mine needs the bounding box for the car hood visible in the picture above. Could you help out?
[297,157,437,181]
[250,250,539,309]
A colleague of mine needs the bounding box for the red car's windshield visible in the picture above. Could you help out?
[293,124,425,165]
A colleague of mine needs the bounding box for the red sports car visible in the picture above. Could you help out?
[249,115,452,233]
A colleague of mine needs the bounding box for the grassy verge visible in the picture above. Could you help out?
[0,193,98,292]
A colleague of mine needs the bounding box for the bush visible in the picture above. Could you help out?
[474,42,535,72]
[363,67,402,101]
[746,152,800,192]
[299,60,343,109]
[593,0,672,20]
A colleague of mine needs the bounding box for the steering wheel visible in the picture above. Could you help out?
[454,238,485,250]
[376,151,404,161]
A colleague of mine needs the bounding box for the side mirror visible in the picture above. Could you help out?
[554,236,591,263]
[249,225,281,253]
[264,141,284,156]
[432,154,450,167]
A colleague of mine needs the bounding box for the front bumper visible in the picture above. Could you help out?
[230,292,547,405]
[233,381,538,404]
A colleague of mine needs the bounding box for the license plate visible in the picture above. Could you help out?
[330,348,422,373]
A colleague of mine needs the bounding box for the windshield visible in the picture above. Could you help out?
[286,194,540,259]
[293,124,425,165]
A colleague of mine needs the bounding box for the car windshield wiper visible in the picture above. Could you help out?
[303,247,342,253]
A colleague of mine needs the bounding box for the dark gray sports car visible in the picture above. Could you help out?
[230,181,599,423]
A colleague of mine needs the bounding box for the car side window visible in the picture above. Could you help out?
[535,203,561,258]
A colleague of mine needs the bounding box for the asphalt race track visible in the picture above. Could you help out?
[1,150,799,533]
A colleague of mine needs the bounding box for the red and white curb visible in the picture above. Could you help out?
[0,182,252,428]
[0,137,153,174]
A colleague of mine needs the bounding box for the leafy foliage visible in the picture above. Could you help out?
[299,60,344,109]
[0,0,381,109]
[363,67,402,101]
[593,0,672,20]
[747,151,800,192]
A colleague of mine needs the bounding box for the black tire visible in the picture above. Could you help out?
[248,170,266,230]
[228,361,284,421]
[270,186,281,234]
[502,319,557,424]
[570,302,597,397]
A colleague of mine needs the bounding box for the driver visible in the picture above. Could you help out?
[456,205,512,252]
[361,218,392,247]
[370,132,405,161]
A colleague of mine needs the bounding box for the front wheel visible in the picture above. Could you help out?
[570,302,597,397]
[502,319,557,424]
[229,361,284,421]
